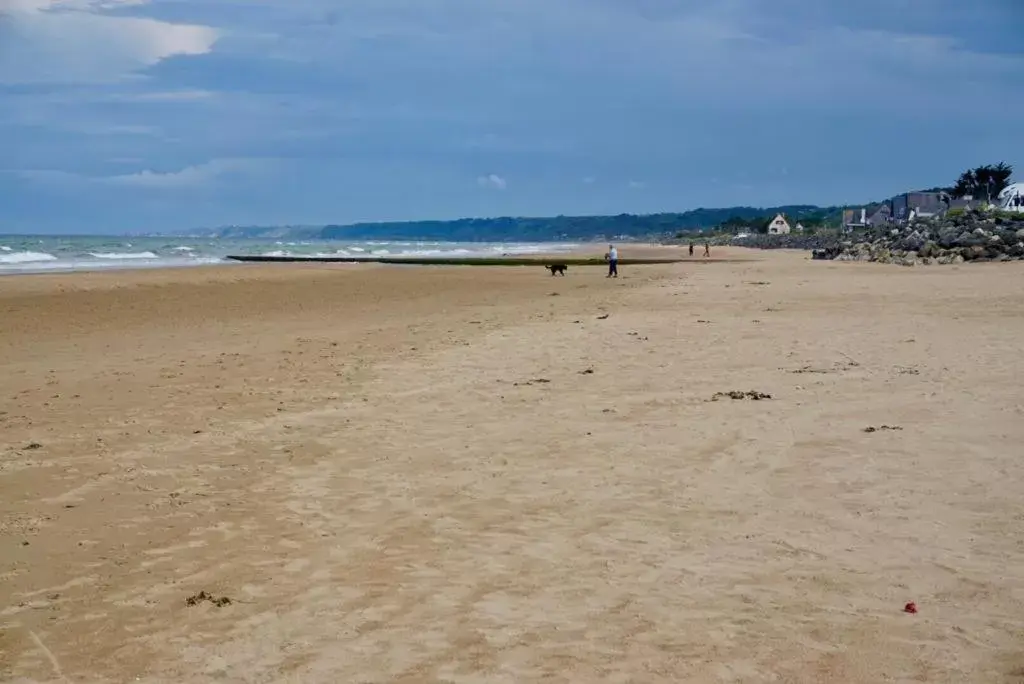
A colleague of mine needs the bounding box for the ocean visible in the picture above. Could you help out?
[0,236,581,275]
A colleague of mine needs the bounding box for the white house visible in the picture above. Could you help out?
[767,213,791,235]
[998,183,1024,213]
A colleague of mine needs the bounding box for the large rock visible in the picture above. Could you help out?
[963,245,987,260]
[899,230,926,251]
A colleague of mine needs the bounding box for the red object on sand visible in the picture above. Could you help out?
[904,602,917,614]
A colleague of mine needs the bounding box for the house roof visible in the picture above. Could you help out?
[867,205,891,220]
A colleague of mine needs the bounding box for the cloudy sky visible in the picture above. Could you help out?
[1,0,1022,233]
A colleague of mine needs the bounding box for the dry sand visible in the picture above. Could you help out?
[2,249,1023,683]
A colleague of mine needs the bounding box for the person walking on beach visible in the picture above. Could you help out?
[703,241,711,258]
[606,244,618,278]
[688,242,694,257]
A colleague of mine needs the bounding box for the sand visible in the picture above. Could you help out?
[2,248,1023,683]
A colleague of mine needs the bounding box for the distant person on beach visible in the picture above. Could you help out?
[688,242,694,257]
[704,242,710,258]
[606,244,618,278]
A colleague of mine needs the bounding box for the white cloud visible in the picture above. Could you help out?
[101,159,261,188]
[0,0,219,85]
[9,158,267,190]
[5,168,82,186]
[476,173,507,190]
[111,90,217,102]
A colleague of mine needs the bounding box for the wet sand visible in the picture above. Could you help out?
[2,249,1023,682]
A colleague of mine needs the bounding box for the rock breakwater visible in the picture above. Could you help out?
[725,234,839,251]
[815,210,1024,265]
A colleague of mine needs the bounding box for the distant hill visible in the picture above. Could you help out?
[194,205,842,241]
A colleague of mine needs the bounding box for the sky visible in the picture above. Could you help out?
[1,0,1022,234]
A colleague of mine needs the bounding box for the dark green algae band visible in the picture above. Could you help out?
[225,255,694,266]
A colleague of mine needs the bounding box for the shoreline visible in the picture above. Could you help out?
[0,240,686,277]
[0,242,733,278]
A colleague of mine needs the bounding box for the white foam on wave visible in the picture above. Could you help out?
[88,251,159,260]
[261,250,292,257]
[0,250,58,264]
[396,247,475,257]
[0,255,226,274]
[310,250,353,257]
[0,245,12,251]
[172,245,194,252]
[491,244,571,255]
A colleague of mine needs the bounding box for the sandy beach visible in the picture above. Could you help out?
[2,248,1023,683]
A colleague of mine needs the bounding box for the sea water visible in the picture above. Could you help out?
[0,236,580,275]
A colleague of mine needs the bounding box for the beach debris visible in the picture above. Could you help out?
[903,601,917,614]
[696,320,711,324]
[579,369,594,375]
[746,281,771,285]
[23,443,43,450]
[863,425,903,433]
[596,313,610,320]
[788,360,859,375]
[514,378,552,386]
[185,591,232,608]
[788,366,831,374]
[895,366,920,375]
[710,391,772,401]
[548,292,560,296]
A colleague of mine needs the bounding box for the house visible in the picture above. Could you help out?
[843,207,868,229]
[891,192,944,223]
[794,223,805,233]
[945,197,984,213]
[866,203,892,226]
[767,213,791,235]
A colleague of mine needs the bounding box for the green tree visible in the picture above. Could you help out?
[952,163,1013,200]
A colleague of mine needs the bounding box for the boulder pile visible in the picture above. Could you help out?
[726,233,838,251]
[814,210,1024,265]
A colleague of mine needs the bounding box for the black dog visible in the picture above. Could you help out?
[547,264,567,276]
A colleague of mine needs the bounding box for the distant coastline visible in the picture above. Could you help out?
[173,205,842,243]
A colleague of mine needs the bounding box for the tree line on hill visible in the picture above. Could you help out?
[318,205,845,241]
[199,162,1015,242]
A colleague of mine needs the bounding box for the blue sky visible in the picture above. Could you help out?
[1,0,1022,234]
